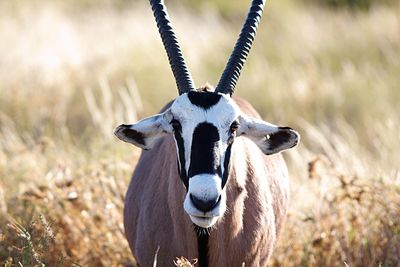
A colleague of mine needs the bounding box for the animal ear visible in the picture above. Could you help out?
[238,116,299,155]
[114,109,173,150]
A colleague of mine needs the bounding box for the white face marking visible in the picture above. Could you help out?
[171,94,240,171]
[115,90,299,228]
[183,174,227,228]
[170,93,239,173]
[170,92,239,228]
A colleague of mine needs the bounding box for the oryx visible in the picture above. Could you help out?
[115,0,299,266]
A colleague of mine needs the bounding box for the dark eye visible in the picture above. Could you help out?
[230,121,240,133]
[170,119,181,130]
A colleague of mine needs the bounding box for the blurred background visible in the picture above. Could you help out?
[0,0,399,266]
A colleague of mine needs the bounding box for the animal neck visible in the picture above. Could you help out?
[195,227,210,267]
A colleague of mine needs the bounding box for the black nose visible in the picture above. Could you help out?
[190,194,221,212]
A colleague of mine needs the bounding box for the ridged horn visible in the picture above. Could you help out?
[149,0,196,94]
[215,0,266,96]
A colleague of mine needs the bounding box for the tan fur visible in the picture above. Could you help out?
[124,97,289,266]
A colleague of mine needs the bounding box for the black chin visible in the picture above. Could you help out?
[193,224,211,236]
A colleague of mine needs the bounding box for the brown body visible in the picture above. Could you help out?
[124,97,289,266]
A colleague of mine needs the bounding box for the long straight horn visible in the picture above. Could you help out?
[150,0,196,94]
[215,0,266,96]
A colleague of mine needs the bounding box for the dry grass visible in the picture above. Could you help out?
[1,0,399,266]
[1,155,138,266]
[1,156,398,266]
[272,156,400,266]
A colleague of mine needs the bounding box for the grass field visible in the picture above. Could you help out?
[0,0,399,266]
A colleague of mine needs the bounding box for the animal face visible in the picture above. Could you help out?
[115,91,299,228]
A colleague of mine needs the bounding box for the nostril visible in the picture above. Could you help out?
[190,194,221,212]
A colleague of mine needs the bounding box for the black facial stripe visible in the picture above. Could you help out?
[174,128,188,188]
[187,91,222,110]
[188,122,220,177]
[222,143,232,188]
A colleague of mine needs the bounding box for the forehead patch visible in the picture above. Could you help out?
[187,91,222,110]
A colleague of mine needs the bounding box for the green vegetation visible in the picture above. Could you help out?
[0,0,399,266]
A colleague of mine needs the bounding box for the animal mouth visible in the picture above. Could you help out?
[189,214,219,228]
[191,214,215,219]
[183,190,226,228]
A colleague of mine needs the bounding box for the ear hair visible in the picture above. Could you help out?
[262,126,299,155]
[114,110,173,150]
[238,115,299,155]
[114,124,147,147]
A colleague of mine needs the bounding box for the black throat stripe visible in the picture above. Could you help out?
[195,226,210,267]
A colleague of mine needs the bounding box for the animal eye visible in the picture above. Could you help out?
[230,121,240,133]
[170,119,181,130]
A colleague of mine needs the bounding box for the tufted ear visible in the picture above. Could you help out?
[114,109,173,150]
[238,116,299,155]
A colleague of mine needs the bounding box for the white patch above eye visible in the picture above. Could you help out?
[171,93,240,127]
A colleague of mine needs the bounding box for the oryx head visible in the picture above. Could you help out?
[115,0,299,229]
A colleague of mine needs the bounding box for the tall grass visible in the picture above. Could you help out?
[0,0,399,266]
